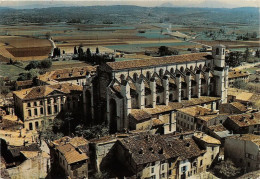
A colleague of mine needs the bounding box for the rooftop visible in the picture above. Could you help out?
[228,71,249,79]
[56,143,88,164]
[194,132,221,145]
[37,66,96,82]
[119,134,205,165]
[106,53,212,70]
[13,83,83,100]
[177,105,217,117]
[228,111,260,127]
[208,124,228,132]
[228,134,260,147]
[15,80,33,87]
[130,96,220,122]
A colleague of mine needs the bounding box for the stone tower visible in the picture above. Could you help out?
[213,45,228,103]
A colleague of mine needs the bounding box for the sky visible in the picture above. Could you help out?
[0,0,259,9]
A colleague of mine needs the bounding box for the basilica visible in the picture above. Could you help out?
[83,45,229,133]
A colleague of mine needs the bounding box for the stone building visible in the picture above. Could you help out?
[111,132,220,179]
[37,66,96,86]
[223,111,260,134]
[225,134,260,172]
[228,70,249,87]
[50,136,89,179]
[84,45,229,133]
[1,140,50,179]
[176,105,220,132]
[13,83,83,130]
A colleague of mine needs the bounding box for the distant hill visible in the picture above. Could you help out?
[0,6,258,25]
[160,2,174,7]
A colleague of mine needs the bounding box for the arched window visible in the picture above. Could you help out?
[170,68,174,74]
[146,71,151,80]
[120,74,125,82]
[159,69,164,77]
[133,73,138,82]
[156,96,160,104]
[169,94,173,101]
[216,48,219,55]
[180,66,184,72]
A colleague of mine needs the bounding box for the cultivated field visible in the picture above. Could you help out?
[0,22,259,62]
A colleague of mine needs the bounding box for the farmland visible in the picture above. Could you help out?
[0,6,259,79]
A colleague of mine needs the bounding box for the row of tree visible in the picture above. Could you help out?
[74,46,115,65]
[25,59,52,71]
[225,48,260,67]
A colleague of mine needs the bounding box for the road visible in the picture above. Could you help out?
[48,37,56,57]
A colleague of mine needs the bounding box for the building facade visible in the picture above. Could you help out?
[225,134,260,172]
[13,83,83,130]
[84,45,229,133]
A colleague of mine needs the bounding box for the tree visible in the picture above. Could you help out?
[243,47,250,62]
[251,31,257,38]
[46,32,51,39]
[25,61,39,71]
[158,46,170,56]
[225,51,242,67]
[74,46,78,54]
[255,49,260,58]
[96,47,100,54]
[40,59,52,69]
[213,159,241,178]
[75,123,109,139]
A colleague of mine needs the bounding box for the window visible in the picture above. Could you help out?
[151,167,154,173]
[161,173,165,178]
[169,170,172,175]
[48,106,51,115]
[35,121,39,129]
[40,101,43,105]
[212,146,214,151]
[40,108,44,115]
[211,155,214,160]
[29,123,33,130]
[169,162,172,168]
[200,160,203,166]
[54,105,58,113]
[156,96,160,104]
[27,103,31,107]
[34,102,37,106]
[34,108,38,116]
[28,110,32,117]
[216,48,219,55]
[54,98,57,103]
[182,166,187,172]
[162,164,164,170]
[150,175,156,179]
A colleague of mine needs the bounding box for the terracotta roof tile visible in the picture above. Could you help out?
[228,112,260,127]
[107,53,212,70]
[13,83,83,100]
[38,66,96,82]
[119,134,205,165]
[228,134,260,147]
[56,143,88,164]
[228,71,249,79]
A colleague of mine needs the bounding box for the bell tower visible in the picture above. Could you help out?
[212,45,226,67]
[212,45,228,103]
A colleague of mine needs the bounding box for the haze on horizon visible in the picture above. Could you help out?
[0,0,259,9]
